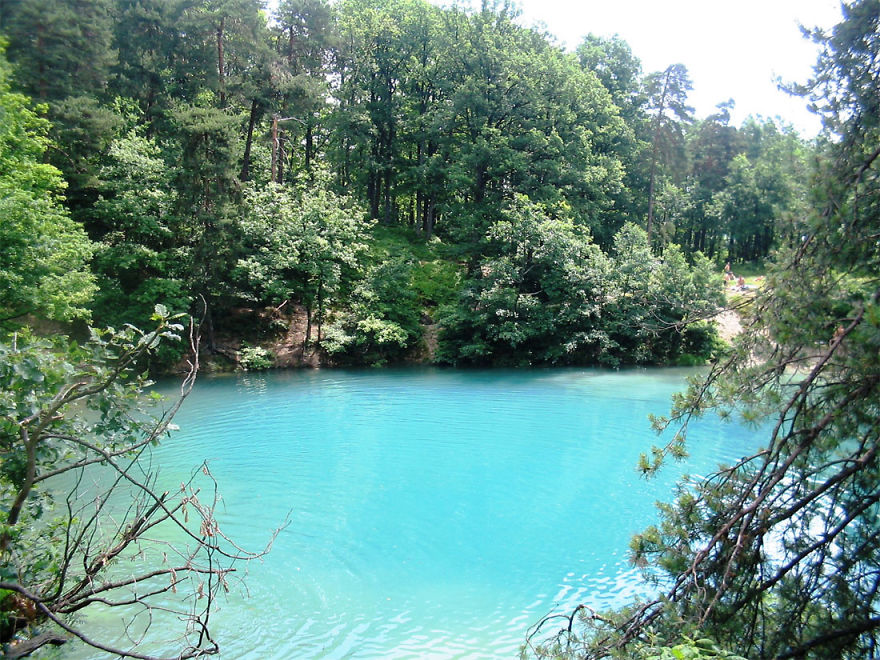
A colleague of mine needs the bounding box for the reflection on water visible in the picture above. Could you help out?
[63,367,762,659]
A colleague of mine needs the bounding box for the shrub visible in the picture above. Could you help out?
[238,344,273,370]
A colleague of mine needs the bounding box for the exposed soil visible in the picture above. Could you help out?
[715,308,744,344]
[420,322,439,362]
[206,304,322,371]
[268,304,322,368]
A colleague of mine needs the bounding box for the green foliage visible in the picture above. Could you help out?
[364,226,463,308]
[410,259,463,308]
[236,173,371,343]
[0,0,868,653]
[323,258,423,365]
[603,230,724,365]
[438,211,723,367]
[170,102,242,311]
[1,0,120,215]
[368,225,437,261]
[0,48,95,325]
[644,63,694,244]
[527,3,880,659]
[238,343,273,370]
[0,0,811,369]
[636,636,747,660]
[331,0,629,245]
[2,0,115,103]
[437,195,611,365]
[91,125,190,363]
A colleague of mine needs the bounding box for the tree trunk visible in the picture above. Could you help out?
[216,17,226,107]
[36,24,46,100]
[277,129,286,184]
[240,99,259,181]
[424,201,435,240]
[288,25,296,65]
[383,169,392,224]
[270,115,278,183]
[305,119,313,173]
[316,280,324,343]
[646,129,662,244]
[1,433,36,552]
[203,300,217,353]
[367,166,379,218]
[646,68,672,244]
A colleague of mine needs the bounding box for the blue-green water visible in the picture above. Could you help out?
[66,368,762,658]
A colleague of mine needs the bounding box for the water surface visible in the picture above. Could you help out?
[68,367,761,658]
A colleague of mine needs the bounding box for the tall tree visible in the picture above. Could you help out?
[2,0,119,216]
[112,0,185,124]
[170,104,241,350]
[272,0,335,178]
[435,3,628,246]
[576,33,644,125]
[528,2,880,657]
[236,175,370,343]
[0,49,95,326]
[643,63,693,243]
[576,34,649,234]
[91,126,190,352]
[672,101,740,256]
[2,0,115,103]
[740,118,810,252]
[437,195,611,365]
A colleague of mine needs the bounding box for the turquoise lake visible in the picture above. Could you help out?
[66,367,763,658]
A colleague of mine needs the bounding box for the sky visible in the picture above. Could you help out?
[461,0,844,136]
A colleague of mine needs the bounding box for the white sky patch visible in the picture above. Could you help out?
[490,0,843,135]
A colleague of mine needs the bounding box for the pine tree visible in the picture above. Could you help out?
[527,2,880,657]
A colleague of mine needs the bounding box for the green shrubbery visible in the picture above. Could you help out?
[436,198,723,367]
[323,259,424,365]
[410,259,464,309]
[238,344,273,370]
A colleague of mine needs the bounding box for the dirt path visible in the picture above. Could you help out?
[715,308,743,343]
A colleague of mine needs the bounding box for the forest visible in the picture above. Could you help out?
[0,0,878,657]
[0,0,813,370]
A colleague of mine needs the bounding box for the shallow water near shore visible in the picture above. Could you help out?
[63,367,762,658]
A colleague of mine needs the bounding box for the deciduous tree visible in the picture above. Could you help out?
[0,48,95,326]
[526,3,880,657]
[0,309,281,657]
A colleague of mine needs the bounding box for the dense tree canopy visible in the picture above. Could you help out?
[526,2,880,658]
[2,0,793,368]
[0,47,95,326]
[1,0,865,653]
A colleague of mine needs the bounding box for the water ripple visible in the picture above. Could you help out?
[64,368,763,658]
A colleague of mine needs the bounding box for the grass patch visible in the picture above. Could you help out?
[368,224,465,310]
[727,260,766,278]
[720,262,766,312]
[368,224,449,262]
[724,261,766,286]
